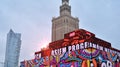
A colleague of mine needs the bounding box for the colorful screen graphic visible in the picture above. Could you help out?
[20,29,120,67]
[20,44,120,67]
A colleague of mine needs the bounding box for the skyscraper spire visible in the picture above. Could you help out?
[62,0,69,4]
[60,0,71,16]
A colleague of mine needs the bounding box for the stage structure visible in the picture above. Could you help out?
[20,29,120,67]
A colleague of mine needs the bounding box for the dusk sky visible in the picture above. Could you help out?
[0,0,120,64]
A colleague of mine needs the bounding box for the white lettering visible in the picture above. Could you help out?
[68,46,71,54]
[80,43,84,49]
[90,43,92,47]
[62,47,66,54]
[72,45,75,51]
[51,50,54,56]
[84,42,88,48]
[76,44,79,50]
[93,44,96,48]
[100,46,103,51]
[96,45,100,50]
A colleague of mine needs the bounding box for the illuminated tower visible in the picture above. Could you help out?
[52,0,79,42]
[4,29,21,67]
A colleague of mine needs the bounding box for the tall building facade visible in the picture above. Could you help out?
[0,62,4,67]
[52,0,79,41]
[4,29,21,67]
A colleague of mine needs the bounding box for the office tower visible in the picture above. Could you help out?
[4,29,21,67]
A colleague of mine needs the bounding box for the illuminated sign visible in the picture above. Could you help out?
[69,32,75,37]
[51,42,120,57]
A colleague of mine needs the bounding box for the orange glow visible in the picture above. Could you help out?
[37,38,50,51]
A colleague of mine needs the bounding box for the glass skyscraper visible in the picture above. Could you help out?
[4,29,21,67]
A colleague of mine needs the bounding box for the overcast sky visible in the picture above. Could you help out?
[0,0,120,64]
